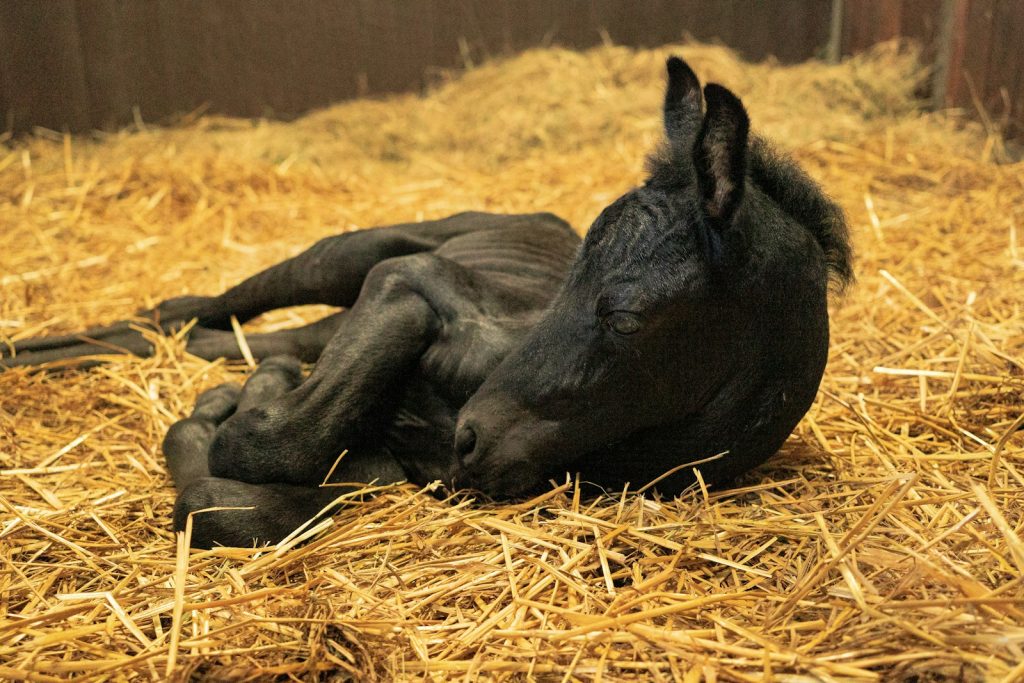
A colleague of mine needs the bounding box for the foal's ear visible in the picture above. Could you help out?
[693,84,749,225]
[664,56,703,144]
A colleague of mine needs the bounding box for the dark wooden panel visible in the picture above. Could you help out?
[0,5,11,131]
[843,0,903,54]
[842,0,945,57]
[944,0,1024,138]
[961,0,995,108]
[113,1,170,126]
[942,0,971,108]
[4,0,1019,140]
[1,0,832,134]
[0,0,90,132]
[900,0,946,55]
[985,0,1022,125]
[752,0,834,62]
[74,0,130,131]
[1001,1,1024,137]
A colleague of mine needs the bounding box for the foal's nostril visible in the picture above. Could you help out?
[454,423,478,463]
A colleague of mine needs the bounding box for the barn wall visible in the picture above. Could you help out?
[841,0,1024,138]
[2,0,1022,138]
[942,0,1024,137]
[0,0,832,133]
[841,0,946,58]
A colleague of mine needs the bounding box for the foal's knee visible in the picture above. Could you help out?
[236,355,302,411]
[207,404,295,483]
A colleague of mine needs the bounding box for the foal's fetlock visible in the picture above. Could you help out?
[236,356,303,411]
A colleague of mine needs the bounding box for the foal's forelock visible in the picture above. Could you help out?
[571,199,663,288]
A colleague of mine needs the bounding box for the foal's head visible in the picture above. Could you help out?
[456,56,851,497]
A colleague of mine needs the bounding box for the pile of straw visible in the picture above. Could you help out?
[2,42,1022,681]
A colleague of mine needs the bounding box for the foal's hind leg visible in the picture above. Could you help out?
[0,228,405,368]
[0,311,346,368]
[1,215,494,368]
[184,311,346,363]
[166,356,404,548]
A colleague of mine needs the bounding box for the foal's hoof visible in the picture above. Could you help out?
[163,384,242,488]
[173,476,277,548]
[173,476,342,549]
[162,355,307,488]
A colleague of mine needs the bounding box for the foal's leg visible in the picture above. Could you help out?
[0,227,421,368]
[0,311,346,368]
[166,357,405,548]
[184,312,345,363]
[207,253,482,487]
[173,478,349,549]
[2,212,539,368]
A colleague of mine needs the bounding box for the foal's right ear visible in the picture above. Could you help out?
[693,84,750,226]
[664,56,703,144]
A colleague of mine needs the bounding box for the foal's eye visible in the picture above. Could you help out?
[604,311,642,335]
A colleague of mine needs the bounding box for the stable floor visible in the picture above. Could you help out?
[1,43,1022,681]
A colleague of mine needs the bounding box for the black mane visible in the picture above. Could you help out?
[747,136,854,293]
[646,135,853,294]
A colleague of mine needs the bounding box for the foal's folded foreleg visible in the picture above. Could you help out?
[206,255,448,487]
[166,356,404,548]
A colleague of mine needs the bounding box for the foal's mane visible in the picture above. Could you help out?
[644,134,853,294]
[747,136,854,293]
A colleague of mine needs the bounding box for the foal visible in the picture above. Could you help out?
[4,57,851,547]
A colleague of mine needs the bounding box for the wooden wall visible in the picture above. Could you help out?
[1,1,1022,138]
[0,0,832,134]
[942,0,1024,137]
[842,0,946,58]
[842,0,1024,138]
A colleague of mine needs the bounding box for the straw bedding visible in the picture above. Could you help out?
[1,42,1022,681]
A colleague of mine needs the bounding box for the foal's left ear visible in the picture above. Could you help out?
[664,56,703,144]
[693,84,750,226]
